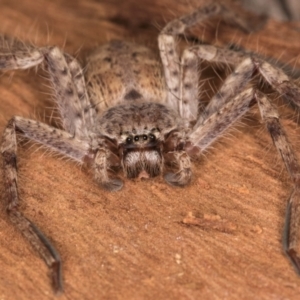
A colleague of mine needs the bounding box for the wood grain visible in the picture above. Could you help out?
[1,0,300,299]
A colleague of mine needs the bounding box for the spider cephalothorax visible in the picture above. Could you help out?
[95,101,190,186]
[2,2,300,294]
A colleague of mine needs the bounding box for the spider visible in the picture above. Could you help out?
[1,2,300,294]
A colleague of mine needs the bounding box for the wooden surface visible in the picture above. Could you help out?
[1,0,300,299]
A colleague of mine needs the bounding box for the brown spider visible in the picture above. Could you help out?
[1,2,300,294]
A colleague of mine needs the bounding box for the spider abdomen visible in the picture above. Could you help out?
[85,40,167,114]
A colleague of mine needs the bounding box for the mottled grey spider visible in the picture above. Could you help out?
[1,2,300,294]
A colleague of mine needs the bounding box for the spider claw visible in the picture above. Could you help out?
[51,261,64,295]
[164,170,191,187]
[101,178,123,192]
[283,194,300,276]
[285,249,300,275]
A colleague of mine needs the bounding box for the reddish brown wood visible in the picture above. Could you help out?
[1,1,300,299]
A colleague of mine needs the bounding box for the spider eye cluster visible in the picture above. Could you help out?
[126,134,156,144]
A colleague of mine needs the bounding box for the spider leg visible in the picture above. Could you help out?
[43,47,92,138]
[186,88,255,154]
[158,2,256,121]
[183,45,300,124]
[256,93,300,273]
[179,49,199,123]
[187,85,300,272]
[0,36,44,69]
[63,53,96,131]
[1,116,90,293]
[0,39,94,138]
[181,46,253,127]
[253,58,300,107]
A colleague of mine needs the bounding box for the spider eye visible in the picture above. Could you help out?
[143,135,148,140]
[149,134,156,141]
[134,136,139,141]
[126,137,132,143]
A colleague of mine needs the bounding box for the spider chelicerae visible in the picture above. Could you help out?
[1,2,300,294]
